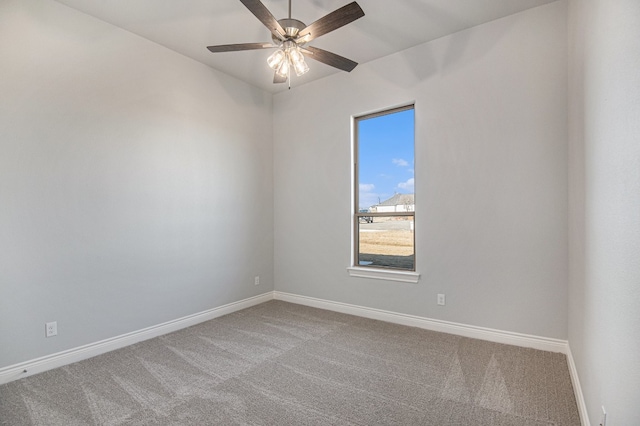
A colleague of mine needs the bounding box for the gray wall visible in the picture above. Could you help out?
[273,2,569,339]
[6,2,639,422]
[0,0,274,368]
[568,0,640,424]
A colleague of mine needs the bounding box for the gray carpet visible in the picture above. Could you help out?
[0,301,580,425]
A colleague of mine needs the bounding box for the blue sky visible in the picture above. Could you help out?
[358,108,414,210]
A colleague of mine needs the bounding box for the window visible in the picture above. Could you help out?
[353,105,415,273]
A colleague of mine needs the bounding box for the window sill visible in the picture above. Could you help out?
[347,267,420,283]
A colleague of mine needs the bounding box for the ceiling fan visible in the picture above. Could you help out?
[206,0,364,86]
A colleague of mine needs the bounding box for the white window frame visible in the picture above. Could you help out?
[348,104,419,283]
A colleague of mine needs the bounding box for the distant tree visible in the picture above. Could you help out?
[404,197,413,212]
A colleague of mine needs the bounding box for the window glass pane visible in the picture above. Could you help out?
[358,216,414,270]
[358,108,414,212]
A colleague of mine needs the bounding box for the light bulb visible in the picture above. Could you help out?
[289,47,304,65]
[293,57,309,76]
[276,56,289,77]
[287,47,309,76]
[267,49,285,70]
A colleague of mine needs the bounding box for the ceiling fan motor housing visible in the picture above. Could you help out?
[274,18,306,41]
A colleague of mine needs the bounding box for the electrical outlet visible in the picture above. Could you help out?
[254,276,260,286]
[45,321,57,337]
[600,406,607,426]
[437,294,446,306]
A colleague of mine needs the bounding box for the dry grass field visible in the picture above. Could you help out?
[358,225,415,269]
[359,230,414,256]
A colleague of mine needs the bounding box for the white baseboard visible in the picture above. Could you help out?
[0,292,273,385]
[274,291,569,354]
[566,345,591,426]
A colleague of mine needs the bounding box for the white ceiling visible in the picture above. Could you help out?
[53,0,557,93]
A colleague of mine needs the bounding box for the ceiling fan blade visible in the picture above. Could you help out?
[273,72,287,84]
[302,46,358,72]
[296,2,364,43]
[240,0,286,38]
[207,43,274,53]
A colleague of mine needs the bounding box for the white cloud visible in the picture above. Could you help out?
[358,183,379,209]
[359,194,381,210]
[359,183,375,192]
[397,178,414,191]
[392,158,409,167]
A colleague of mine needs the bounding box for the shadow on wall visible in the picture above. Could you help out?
[369,7,515,88]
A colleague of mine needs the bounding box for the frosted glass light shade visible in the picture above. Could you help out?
[276,56,289,77]
[267,50,285,69]
[289,47,304,64]
[293,58,309,76]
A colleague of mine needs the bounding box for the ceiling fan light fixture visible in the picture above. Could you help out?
[267,49,286,69]
[289,46,309,77]
[289,47,309,76]
[288,46,303,63]
[293,58,309,76]
[275,56,290,77]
